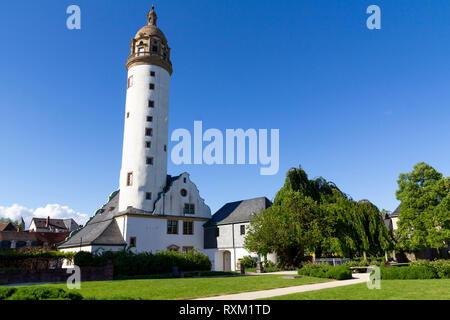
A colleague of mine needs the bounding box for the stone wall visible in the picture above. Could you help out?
[0,260,114,285]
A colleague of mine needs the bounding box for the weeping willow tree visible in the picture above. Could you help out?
[245,166,393,266]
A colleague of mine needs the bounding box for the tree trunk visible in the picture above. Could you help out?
[363,251,367,261]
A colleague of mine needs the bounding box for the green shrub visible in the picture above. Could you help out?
[0,287,16,300]
[298,263,352,280]
[8,287,82,300]
[0,250,74,260]
[240,256,257,268]
[75,249,212,277]
[326,265,353,280]
[381,260,450,279]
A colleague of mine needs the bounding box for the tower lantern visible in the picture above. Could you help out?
[119,6,172,212]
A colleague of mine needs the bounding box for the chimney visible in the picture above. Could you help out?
[46,216,50,227]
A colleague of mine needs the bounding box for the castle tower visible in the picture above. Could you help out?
[119,6,173,212]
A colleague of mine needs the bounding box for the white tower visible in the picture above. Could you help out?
[119,6,173,212]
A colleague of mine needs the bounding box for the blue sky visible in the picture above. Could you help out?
[0,0,449,224]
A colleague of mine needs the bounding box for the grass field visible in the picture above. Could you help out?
[265,279,450,300]
[13,275,331,300]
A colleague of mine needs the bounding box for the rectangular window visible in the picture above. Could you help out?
[127,76,133,88]
[182,246,194,253]
[216,227,220,237]
[145,128,153,136]
[164,145,167,152]
[129,237,136,248]
[147,116,153,122]
[126,172,133,186]
[184,203,195,215]
[145,141,151,148]
[146,192,152,200]
[183,221,194,235]
[167,220,178,234]
[126,112,130,118]
[146,157,153,165]
[240,225,246,235]
[148,100,154,108]
[150,71,156,77]
[149,83,155,90]
[152,46,158,53]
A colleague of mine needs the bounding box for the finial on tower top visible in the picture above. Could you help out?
[147,5,157,26]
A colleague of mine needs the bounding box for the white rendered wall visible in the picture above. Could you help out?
[123,216,206,253]
[119,64,170,212]
[153,173,211,219]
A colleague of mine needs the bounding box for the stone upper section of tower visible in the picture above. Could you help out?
[126,6,172,74]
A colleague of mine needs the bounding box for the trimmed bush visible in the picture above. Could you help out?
[0,287,16,300]
[3,287,82,300]
[0,250,74,260]
[381,260,450,279]
[240,256,257,268]
[75,249,212,277]
[298,263,352,280]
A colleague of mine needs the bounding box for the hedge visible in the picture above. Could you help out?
[298,263,352,280]
[0,250,74,260]
[0,287,82,300]
[74,249,212,277]
[381,260,450,279]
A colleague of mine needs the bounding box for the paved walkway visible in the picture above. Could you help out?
[194,273,369,300]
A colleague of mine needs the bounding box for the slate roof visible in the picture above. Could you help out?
[58,191,126,249]
[204,197,272,227]
[0,223,17,232]
[31,218,70,230]
[391,205,401,217]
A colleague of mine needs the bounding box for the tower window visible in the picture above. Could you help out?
[183,221,194,235]
[149,83,155,90]
[145,128,153,136]
[167,220,178,234]
[127,76,133,88]
[184,203,195,215]
[152,46,158,53]
[129,237,136,248]
[126,112,130,118]
[126,172,133,186]
[146,157,154,165]
[164,145,167,152]
[146,192,152,200]
[150,71,155,77]
[147,116,153,122]
[148,100,154,108]
[145,141,151,148]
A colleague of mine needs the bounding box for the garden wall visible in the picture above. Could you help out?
[0,260,113,285]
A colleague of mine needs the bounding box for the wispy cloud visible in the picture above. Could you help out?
[0,204,89,228]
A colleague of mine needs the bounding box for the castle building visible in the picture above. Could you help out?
[58,7,274,271]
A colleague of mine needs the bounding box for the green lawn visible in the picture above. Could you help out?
[13,275,331,300]
[265,279,450,300]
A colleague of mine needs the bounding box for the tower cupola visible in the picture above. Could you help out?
[126,6,172,74]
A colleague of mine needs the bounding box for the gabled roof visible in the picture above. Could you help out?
[204,197,272,227]
[58,191,126,249]
[0,222,17,232]
[31,218,69,230]
[391,205,401,217]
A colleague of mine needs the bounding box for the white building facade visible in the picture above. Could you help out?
[59,7,211,256]
[58,7,275,271]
